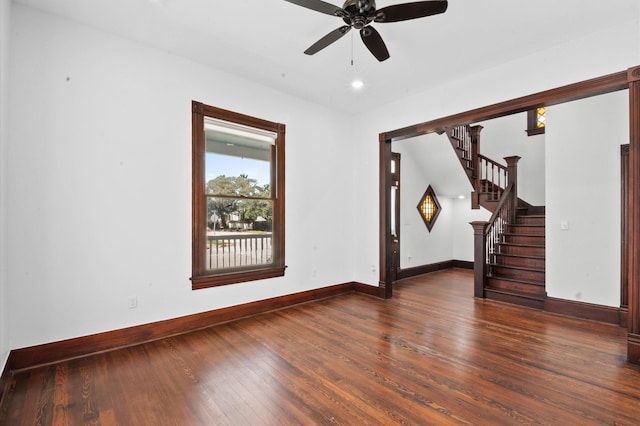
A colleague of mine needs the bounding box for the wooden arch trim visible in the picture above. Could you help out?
[378,66,640,363]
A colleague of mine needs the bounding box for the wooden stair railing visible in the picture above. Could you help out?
[471,180,516,298]
[477,154,508,208]
[446,125,481,187]
[471,157,546,309]
[446,125,534,213]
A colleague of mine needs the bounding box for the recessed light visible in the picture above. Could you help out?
[351,80,364,89]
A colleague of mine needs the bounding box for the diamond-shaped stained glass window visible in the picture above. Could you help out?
[417,185,441,232]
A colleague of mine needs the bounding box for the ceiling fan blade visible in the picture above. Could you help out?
[375,1,448,23]
[360,26,390,62]
[304,26,352,55]
[283,0,344,17]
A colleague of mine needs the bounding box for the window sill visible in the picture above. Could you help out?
[191,265,286,290]
[526,127,545,136]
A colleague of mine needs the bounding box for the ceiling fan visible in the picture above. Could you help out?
[284,0,448,62]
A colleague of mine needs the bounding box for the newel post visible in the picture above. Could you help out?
[504,156,521,223]
[470,221,489,298]
[468,126,483,209]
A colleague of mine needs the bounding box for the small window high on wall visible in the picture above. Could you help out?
[191,101,286,289]
[526,106,546,136]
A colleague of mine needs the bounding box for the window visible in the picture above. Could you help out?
[526,106,546,136]
[417,185,441,232]
[191,101,285,289]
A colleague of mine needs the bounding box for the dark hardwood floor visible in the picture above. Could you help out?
[2,268,640,425]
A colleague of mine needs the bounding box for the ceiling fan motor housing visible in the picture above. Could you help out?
[356,0,376,13]
[342,0,377,28]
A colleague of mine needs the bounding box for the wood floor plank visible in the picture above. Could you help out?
[2,269,640,425]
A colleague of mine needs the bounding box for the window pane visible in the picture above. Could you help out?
[536,107,546,128]
[390,187,397,235]
[205,153,271,198]
[205,118,272,197]
[205,197,273,270]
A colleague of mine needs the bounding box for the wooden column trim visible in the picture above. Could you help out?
[621,144,629,328]
[379,132,393,299]
[470,221,488,298]
[627,65,640,363]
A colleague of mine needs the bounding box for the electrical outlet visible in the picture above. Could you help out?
[128,295,137,309]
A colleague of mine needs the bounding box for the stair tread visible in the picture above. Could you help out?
[489,263,545,273]
[494,253,546,260]
[496,241,546,250]
[497,241,545,247]
[487,274,545,286]
[484,288,546,301]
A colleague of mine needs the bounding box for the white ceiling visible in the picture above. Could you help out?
[13,0,639,114]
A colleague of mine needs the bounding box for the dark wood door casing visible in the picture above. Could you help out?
[627,67,640,363]
[621,144,629,327]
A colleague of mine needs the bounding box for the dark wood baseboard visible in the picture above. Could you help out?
[353,282,386,298]
[397,259,472,280]
[452,260,474,270]
[6,281,378,373]
[545,297,621,325]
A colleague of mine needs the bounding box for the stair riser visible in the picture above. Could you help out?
[493,255,545,269]
[506,225,545,236]
[484,290,545,310]
[517,217,545,226]
[490,266,545,283]
[503,235,545,245]
[486,277,546,296]
[497,244,545,257]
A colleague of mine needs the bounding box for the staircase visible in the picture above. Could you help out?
[486,212,546,309]
[446,125,546,309]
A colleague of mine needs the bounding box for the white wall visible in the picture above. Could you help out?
[545,91,628,306]
[394,134,455,268]
[452,200,492,262]
[397,149,455,268]
[0,0,11,367]
[477,113,546,206]
[6,5,357,349]
[352,19,640,286]
[393,132,490,268]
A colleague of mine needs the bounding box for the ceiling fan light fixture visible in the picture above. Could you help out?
[351,79,364,89]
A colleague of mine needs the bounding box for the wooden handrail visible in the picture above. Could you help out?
[484,181,515,236]
[478,154,508,175]
[483,181,518,290]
